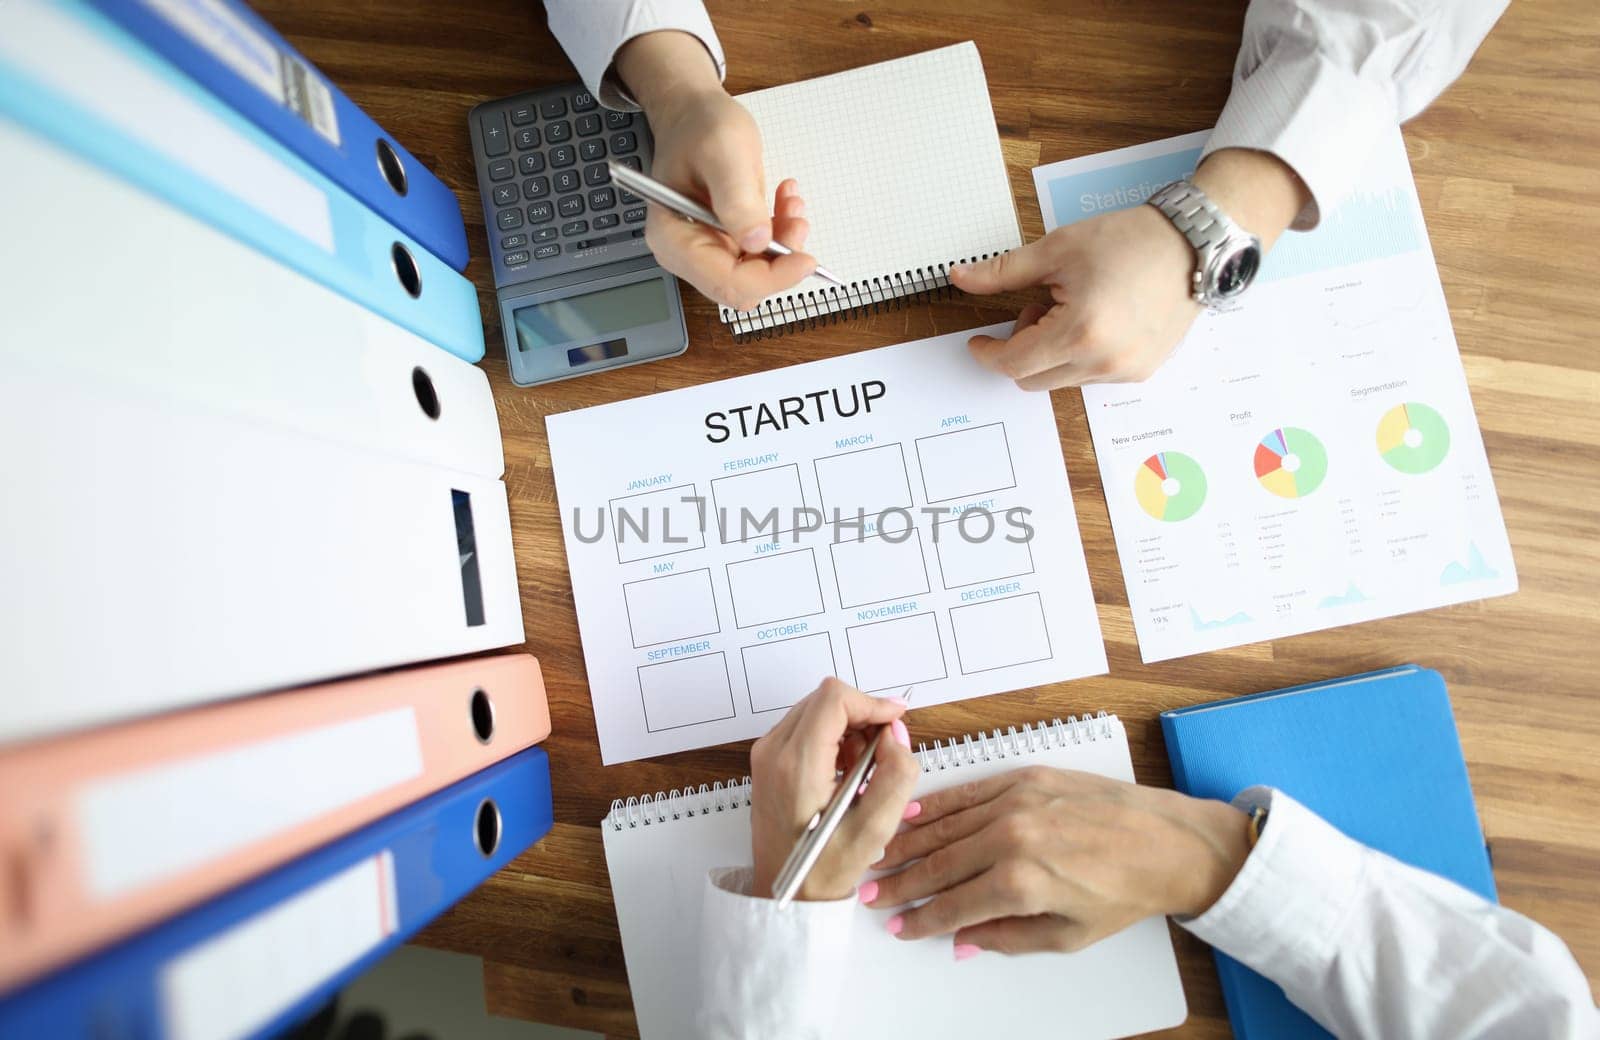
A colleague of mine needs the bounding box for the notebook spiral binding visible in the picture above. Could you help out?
[718,252,1008,341]
[605,712,1115,831]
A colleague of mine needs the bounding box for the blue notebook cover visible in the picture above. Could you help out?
[0,0,485,363]
[1161,665,1494,1040]
[0,748,553,1040]
[85,0,470,271]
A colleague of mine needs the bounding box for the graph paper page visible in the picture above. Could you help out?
[726,43,1021,330]
[1032,128,1517,662]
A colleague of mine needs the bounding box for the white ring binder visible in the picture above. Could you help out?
[604,713,1115,831]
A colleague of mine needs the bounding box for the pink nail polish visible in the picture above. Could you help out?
[857,880,878,905]
[890,718,910,749]
[886,915,904,936]
[954,943,981,961]
[902,800,922,821]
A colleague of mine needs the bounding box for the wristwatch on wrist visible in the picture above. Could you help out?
[1147,179,1262,307]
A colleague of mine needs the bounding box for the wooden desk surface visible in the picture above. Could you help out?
[257,1,1600,1034]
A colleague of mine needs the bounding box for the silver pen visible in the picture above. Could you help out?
[771,686,914,907]
[607,161,845,286]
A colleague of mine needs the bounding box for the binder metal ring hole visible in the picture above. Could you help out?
[474,798,502,858]
[412,367,440,420]
[375,138,409,196]
[391,242,423,299]
[469,687,495,744]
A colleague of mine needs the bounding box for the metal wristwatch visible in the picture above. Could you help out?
[1147,179,1262,307]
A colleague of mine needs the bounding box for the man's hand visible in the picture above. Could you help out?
[865,766,1251,955]
[616,31,815,311]
[749,678,918,902]
[952,148,1310,389]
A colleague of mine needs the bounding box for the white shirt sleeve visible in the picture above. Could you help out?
[1204,0,1509,228]
[695,866,854,1040]
[1183,788,1600,1038]
[542,0,726,111]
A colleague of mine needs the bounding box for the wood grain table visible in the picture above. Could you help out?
[256,1,1600,1035]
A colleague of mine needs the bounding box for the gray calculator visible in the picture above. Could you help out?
[468,84,689,386]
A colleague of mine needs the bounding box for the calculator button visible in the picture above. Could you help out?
[514,127,540,150]
[527,201,554,224]
[480,112,510,156]
[552,169,580,193]
[496,207,524,230]
[623,206,647,224]
[501,233,528,249]
[532,226,558,243]
[605,110,633,129]
[509,103,537,126]
[540,96,567,119]
[546,120,571,143]
[609,131,638,155]
[518,152,546,175]
[534,243,561,259]
[619,187,641,205]
[631,228,647,238]
[487,158,514,182]
[588,187,616,211]
[557,194,585,218]
[615,155,643,173]
[572,90,597,112]
[583,162,610,187]
[503,250,530,266]
[593,213,620,230]
[522,175,550,199]
[549,144,576,168]
[561,219,589,237]
[579,139,606,162]
[491,183,519,206]
[576,113,602,137]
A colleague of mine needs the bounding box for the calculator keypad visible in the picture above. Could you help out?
[472,85,659,280]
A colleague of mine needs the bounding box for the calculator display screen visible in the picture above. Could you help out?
[513,279,670,353]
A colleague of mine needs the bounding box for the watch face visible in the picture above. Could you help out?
[1214,243,1261,298]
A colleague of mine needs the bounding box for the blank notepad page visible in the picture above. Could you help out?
[726,42,1022,334]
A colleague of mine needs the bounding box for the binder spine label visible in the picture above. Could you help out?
[144,0,342,145]
[75,708,423,898]
[158,850,396,1040]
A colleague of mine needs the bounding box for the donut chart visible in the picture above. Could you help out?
[1377,402,1450,474]
[1253,427,1328,498]
[1135,451,1207,522]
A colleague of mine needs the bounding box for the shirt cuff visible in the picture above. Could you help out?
[1180,788,1367,993]
[1203,45,1394,229]
[545,0,726,112]
[697,866,855,1040]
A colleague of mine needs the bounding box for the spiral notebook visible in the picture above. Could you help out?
[602,714,1188,1039]
[722,42,1023,336]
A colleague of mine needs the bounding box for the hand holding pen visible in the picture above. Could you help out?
[749,679,920,903]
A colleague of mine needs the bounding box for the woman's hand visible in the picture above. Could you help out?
[865,766,1251,954]
[615,31,816,310]
[749,678,919,901]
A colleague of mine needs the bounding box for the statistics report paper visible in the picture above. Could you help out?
[1033,128,1517,663]
[547,326,1107,763]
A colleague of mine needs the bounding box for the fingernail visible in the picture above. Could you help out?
[872,847,886,865]
[902,800,922,821]
[886,915,904,936]
[857,880,878,905]
[857,780,868,796]
[891,718,910,749]
[954,943,981,961]
[739,227,770,252]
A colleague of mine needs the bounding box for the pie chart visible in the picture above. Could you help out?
[1254,427,1328,498]
[1377,402,1450,474]
[1135,451,1206,522]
